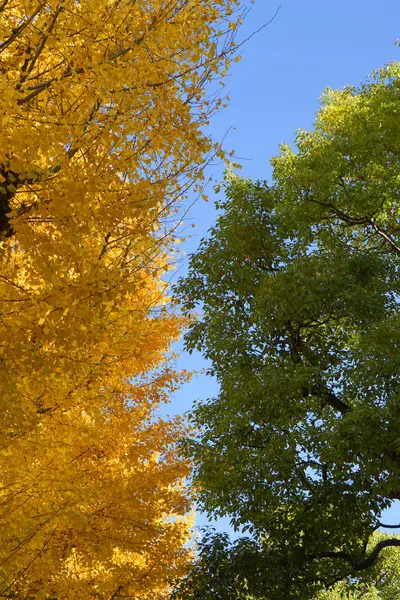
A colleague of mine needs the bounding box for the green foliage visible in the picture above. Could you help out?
[174,63,400,598]
[173,532,400,600]
[172,529,270,600]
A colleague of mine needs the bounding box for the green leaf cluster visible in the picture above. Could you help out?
[174,63,400,598]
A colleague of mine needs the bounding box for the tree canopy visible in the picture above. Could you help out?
[175,63,400,598]
[0,0,244,596]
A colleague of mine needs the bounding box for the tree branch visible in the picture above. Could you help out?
[369,220,400,255]
[306,195,370,226]
[17,0,65,88]
[0,2,45,54]
[314,538,400,573]
[286,321,351,415]
[322,389,351,415]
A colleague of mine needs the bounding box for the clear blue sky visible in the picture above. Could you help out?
[161,0,400,533]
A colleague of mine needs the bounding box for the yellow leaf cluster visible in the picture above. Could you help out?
[0,0,241,596]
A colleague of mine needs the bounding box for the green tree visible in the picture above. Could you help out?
[174,63,400,598]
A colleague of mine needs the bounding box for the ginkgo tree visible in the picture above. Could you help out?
[0,0,245,597]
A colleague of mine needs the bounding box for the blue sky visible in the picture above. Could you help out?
[162,0,400,532]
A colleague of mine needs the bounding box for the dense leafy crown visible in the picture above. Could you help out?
[0,0,243,597]
[175,63,400,598]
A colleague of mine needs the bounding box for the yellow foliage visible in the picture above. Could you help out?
[0,0,241,596]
